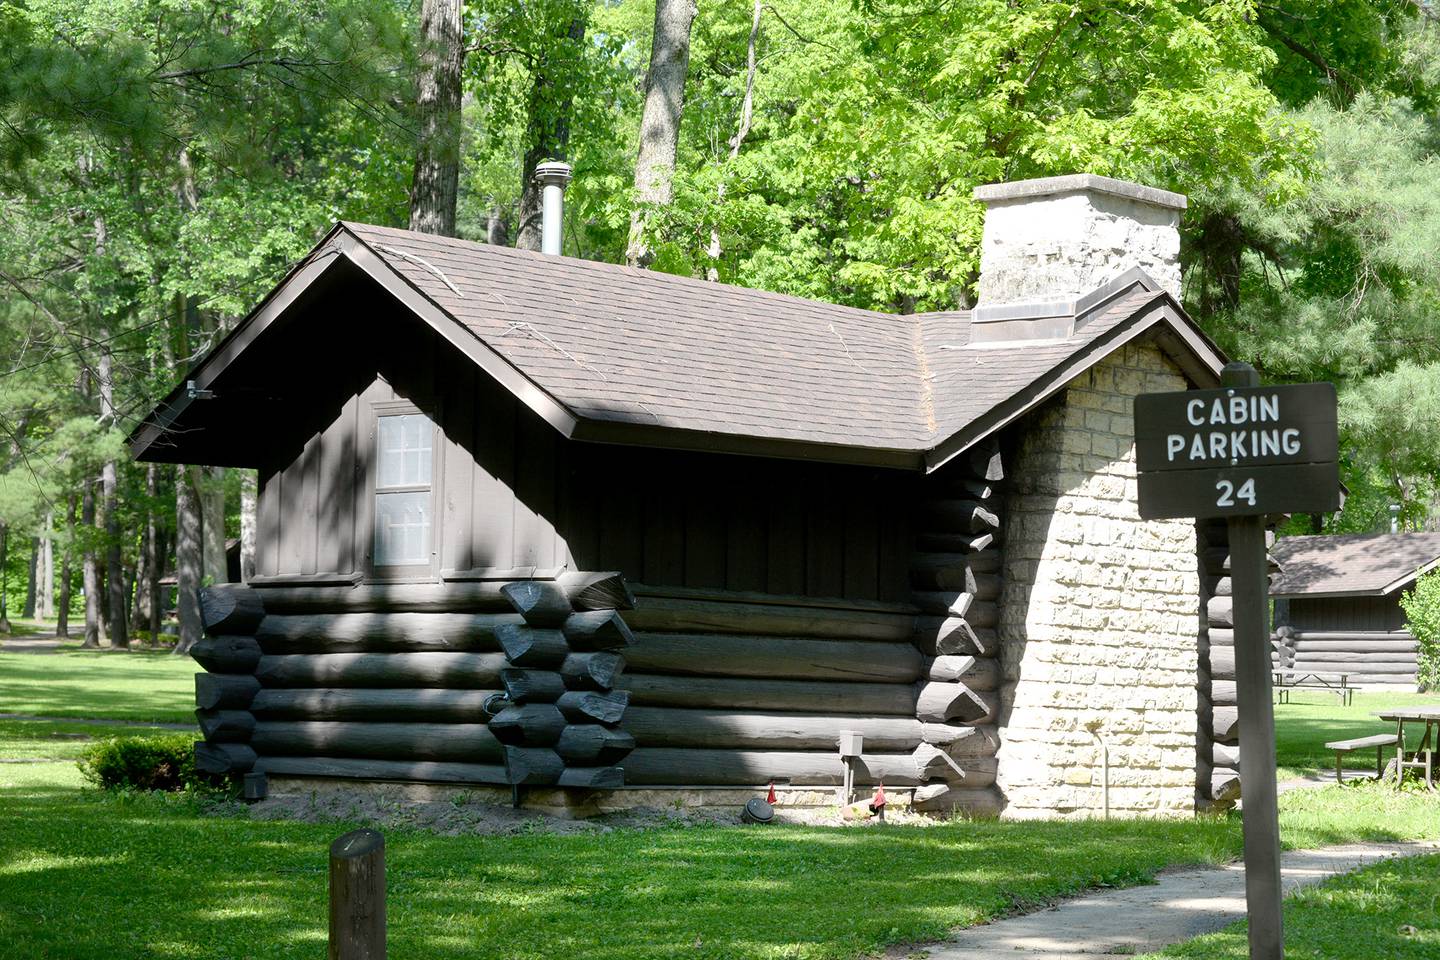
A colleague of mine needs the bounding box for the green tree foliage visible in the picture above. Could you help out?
[3,0,1440,631]
[1398,568,1440,690]
[604,0,1306,310]
[0,0,413,638]
[1205,17,1440,531]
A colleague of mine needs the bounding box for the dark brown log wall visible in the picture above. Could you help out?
[903,440,1005,816]
[1274,596,1418,689]
[192,573,637,789]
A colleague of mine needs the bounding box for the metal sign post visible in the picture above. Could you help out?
[1136,361,1340,960]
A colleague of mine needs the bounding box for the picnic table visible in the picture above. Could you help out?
[1273,668,1354,706]
[1373,707,1440,790]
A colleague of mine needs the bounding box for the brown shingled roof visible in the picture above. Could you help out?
[1270,532,1440,598]
[129,222,1227,471]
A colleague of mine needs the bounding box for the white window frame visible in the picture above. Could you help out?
[365,399,443,581]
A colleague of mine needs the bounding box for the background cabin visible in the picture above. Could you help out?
[132,174,1243,818]
[1270,532,1440,691]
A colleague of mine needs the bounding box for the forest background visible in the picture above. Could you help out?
[1,0,1437,649]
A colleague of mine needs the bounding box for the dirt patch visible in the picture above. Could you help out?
[243,786,944,836]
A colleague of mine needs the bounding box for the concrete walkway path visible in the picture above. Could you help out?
[916,841,1436,959]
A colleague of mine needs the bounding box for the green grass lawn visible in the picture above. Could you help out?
[3,760,1438,960]
[1140,852,1440,959]
[0,648,196,723]
[1271,690,1439,779]
[0,647,1437,957]
[0,718,181,759]
[2,709,1439,960]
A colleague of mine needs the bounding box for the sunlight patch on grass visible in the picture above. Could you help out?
[0,651,196,723]
[0,850,122,877]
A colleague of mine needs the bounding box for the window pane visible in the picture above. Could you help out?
[376,413,433,488]
[374,490,431,566]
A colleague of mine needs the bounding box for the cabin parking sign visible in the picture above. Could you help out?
[1134,382,1340,520]
[1134,364,1340,960]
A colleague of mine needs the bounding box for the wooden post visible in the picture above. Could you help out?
[329,828,385,960]
[1223,362,1283,960]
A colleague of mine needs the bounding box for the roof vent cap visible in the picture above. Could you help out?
[534,160,573,256]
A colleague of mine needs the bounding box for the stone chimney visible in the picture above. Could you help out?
[970,175,1185,342]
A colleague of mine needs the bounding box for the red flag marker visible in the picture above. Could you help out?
[766,782,777,804]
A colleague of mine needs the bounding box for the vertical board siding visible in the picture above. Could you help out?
[257,467,280,578]
[643,489,686,585]
[765,485,808,596]
[441,359,476,574]
[684,487,727,587]
[843,490,880,600]
[597,465,644,578]
[471,382,516,569]
[725,494,767,592]
[253,318,914,602]
[804,482,845,598]
[1287,596,1405,632]
[512,400,558,569]
[317,393,358,574]
[299,432,321,575]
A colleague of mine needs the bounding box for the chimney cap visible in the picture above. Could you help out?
[533,160,573,187]
[974,174,1186,211]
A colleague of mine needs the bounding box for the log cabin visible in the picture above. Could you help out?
[130,174,1243,818]
[1270,532,1440,691]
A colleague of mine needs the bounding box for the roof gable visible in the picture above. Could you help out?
[130,222,1227,470]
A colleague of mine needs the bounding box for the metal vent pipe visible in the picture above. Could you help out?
[534,161,573,256]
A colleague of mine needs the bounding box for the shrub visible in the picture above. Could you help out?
[1398,569,1440,690]
[77,734,213,792]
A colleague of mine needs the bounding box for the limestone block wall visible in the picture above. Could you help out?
[996,341,1200,819]
[975,177,1184,305]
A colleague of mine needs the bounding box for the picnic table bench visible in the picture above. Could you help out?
[1323,733,1398,782]
[1374,708,1440,790]
[1273,668,1353,706]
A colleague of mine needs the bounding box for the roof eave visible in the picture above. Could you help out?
[1270,588,1389,599]
[570,417,925,469]
[1378,556,1440,596]
[128,223,355,461]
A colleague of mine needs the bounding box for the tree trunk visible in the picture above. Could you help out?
[0,526,9,633]
[39,513,54,620]
[22,536,38,618]
[514,14,587,252]
[99,341,129,649]
[57,496,74,638]
[175,465,204,656]
[239,469,257,583]
[81,479,101,648]
[201,465,228,585]
[409,0,465,236]
[134,532,150,636]
[486,208,509,246]
[1195,210,1245,316]
[626,0,698,266]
